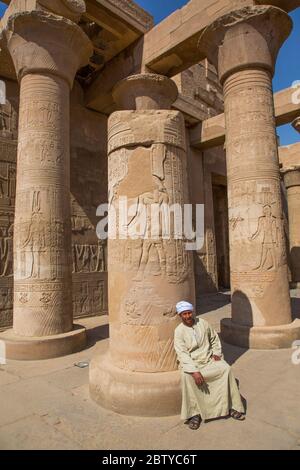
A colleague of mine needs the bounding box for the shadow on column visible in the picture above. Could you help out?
[221,290,252,364]
[291,246,300,288]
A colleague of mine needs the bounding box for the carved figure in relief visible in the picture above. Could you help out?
[0,105,11,133]
[249,205,278,271]
[22,192,46,279]
[0,174,6,198]
[41,140,64,164]
[8,166,16,200]
[72,242,106,273]
[90,241,106,272]
[129,183,169,278]
[0,223,13,277]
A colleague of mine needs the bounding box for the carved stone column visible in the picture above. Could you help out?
[283,168,300,288]
[199,6,300,348]
[90,74,195,416]
[0,10,93,359]
[282,119,300,288]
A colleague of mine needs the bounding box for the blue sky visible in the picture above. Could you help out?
[0,0,299,145]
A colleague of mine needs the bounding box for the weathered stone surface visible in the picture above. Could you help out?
[190,86,300,149]
[70,82,108,319]
[90,73,195,416]
[0,80,18,331]
[0,8,93,359]
[281,138,300,289]
[200,5,298,348]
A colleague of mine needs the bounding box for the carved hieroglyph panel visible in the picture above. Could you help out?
[0,102,18,329]
[73,274,107,318]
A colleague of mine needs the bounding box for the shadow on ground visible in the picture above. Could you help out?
[86,323,109,348]
[197,291,231,315]
[291,296,300,320]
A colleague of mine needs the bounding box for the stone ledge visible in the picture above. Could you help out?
[221,318,300,349]
[0,325,87,360]
[89,352,181,417]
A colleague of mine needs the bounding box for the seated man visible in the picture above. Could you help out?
[174,301,245,430]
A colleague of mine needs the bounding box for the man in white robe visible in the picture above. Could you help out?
[174,301,245,430]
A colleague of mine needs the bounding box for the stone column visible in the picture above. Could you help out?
[0,10,93,359]
[90,74,195,416]
[199,6,300,348]
[282,119,300,288]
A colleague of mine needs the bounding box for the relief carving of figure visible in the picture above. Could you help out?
[22,192,46,279]
[128,182,169,277]
[90,241,106,272]
[249,205,278,271]
[0,223,13,277]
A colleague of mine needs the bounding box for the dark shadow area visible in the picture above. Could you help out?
[221,290,252,363]
[194,254,219,306]
[231,290,253,331]
[86,323,109,348]
[291,296,300,320]
[221,340,248,366]
[290,246,300,285]
[197,291,231,315]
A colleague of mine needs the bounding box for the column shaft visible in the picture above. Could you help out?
[14,73,72,336]
[224,68,291,327]
[90,73,195,416]
[108,110,194,372]
[284,170,300,286]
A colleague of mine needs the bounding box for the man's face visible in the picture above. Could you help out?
[180,310,194,327]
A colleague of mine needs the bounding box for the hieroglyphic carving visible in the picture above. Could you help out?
[0,97,18,330]
[73,275,107,318]
[72,241,106,273]
[0,223,14,277]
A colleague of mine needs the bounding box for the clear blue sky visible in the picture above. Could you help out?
[0,0,299,145]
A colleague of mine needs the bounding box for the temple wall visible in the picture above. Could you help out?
[70,83,108,320]
[0,79,18,331]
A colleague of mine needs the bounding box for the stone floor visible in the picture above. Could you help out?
[0,290,300,450]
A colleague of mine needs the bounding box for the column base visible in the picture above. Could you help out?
[221,318,300,349]
[89,352,181,417]
[0,325,86,360]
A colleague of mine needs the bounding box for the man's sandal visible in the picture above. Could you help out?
[187,415,201,430]
[230,410,245,421]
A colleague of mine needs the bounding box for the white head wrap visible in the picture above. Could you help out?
[176,301,194,315]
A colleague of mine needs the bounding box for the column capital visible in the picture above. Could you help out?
[198,6,292,84]
[292,116,300,133]
[282,166,300,188]
[38,0,86,23]
[112,73,178,110]
[4,10,93,88]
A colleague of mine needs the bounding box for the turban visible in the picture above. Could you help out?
[176,301,194,315]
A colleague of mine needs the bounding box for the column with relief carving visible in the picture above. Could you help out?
[199,6,300,348]
[282,117,300,288]
[90,74,195,416]
[0,5,93,359]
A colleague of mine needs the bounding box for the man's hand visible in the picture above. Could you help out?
[192,372,206,386]
[212,355,221,361]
